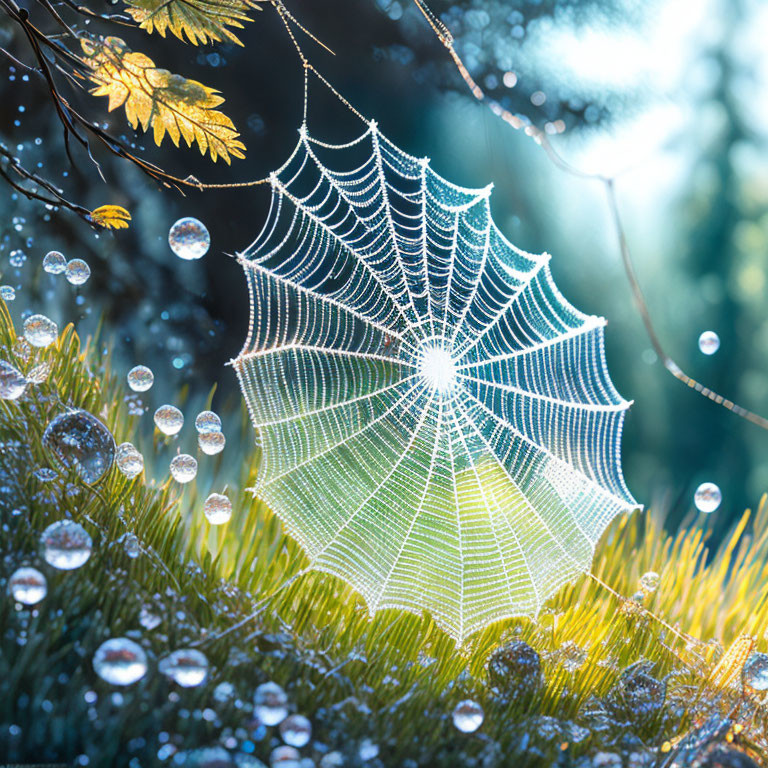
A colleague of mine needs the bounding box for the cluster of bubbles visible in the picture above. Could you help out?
[43,250,91,286]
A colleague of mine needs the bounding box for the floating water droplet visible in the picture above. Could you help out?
[195,410,222,433]
[123,533,141,558]
[0,360,26,400]
[213,681,235,702]
[198,431,225,456]
[639,571,660,595]
[0,285,15,300]
[159,648,208,687]
[41,520,92,570]
[26,361,52,384]
[10,249,26,267]
[154,405,183,436]
[279,714,311,748]
[93,637,147,686]
[8,566,47,604]
[694,482,721,513]
[43,409,116,484]
[23,314,57,347]
[254,682,289,726]
[487,639,541,697]
[204,492,232,525]
[168,217,210,260]
[127,365,153,392]
[116,442,144,479]
[65,258,90,285]
[43,250,67,274]
[743,652,768,692]
[452,699,483,733]
[139,604,161,630]
[271,746,300,768]
[319,752,344,768]
[698,331,720,356]
[170,454,197,483]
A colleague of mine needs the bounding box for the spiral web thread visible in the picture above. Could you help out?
[233,120,638,643]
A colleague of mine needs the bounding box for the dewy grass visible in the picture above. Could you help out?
[1,298,767,766]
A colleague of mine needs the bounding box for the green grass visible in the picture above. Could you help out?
[1,300,766,767]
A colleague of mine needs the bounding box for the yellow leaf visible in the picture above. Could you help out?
[81,37,246,163]
[124,0,261,46]
[89,204,132,229]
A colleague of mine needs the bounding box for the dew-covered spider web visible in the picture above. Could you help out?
[233,120,638,643]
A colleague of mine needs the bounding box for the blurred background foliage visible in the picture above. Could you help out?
[1,0,767,534]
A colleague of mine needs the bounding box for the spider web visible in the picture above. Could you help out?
[233,120,638,643]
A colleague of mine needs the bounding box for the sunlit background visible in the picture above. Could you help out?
[2,0,767,533]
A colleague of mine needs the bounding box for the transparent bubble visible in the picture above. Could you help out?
[8,566,47,605]
[93,638,148,686]
[195,410,222,433]
[271,746,300,768]
[639,571,660,595]
[694,482,721,513]
[41,520,92,570]
[452,699,483,733]
[280,714,312,748]
[65,259,90,286]
[0,285,15,300]
[204,493,232,525]
[198,431,225,456]
[43,250,67,274]
[698,331,720,356]
[168,217,210,260]
[159,649,208,687]
[127,365,154,392]
[170,454,197,483]
[0,360,27,400]
[123,533,141,558]
[743,652,768,692]
[154,405,183,436]
[43,409,116,484]
[10,249,26,267]
[116,442,144,479]
[23,314,58,347]
[254,681,289,726]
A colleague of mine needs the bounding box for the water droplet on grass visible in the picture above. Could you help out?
[698,331,720,355]
[169,217,210,260]
[0,360,26,399]
[65,259,90,285]
[487,639,541,697]
[195,410,221,433]
[452,699,483,733]
[127,365,153,392]
[23,314,57,347]
[93,638,147,685]
[43,410,116,484]
[154,405,183,436]
[204,493,232,525]
[694,482,721,513]
[123,533,141,558]
[170,454,197,483]
[254,682,288,726]
[43,250,66,274]
[743,652,768,692]
[199,431,225,456]
[0,285,15,300]
[159,649,208,687]
[8,566,47,604]
[116,442,144,479]
[41,520,92,570]
[279,714,311,748]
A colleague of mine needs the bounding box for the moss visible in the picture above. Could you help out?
[0,301,766,767]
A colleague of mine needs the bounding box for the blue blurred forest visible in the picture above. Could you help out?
[2,0,767,532]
